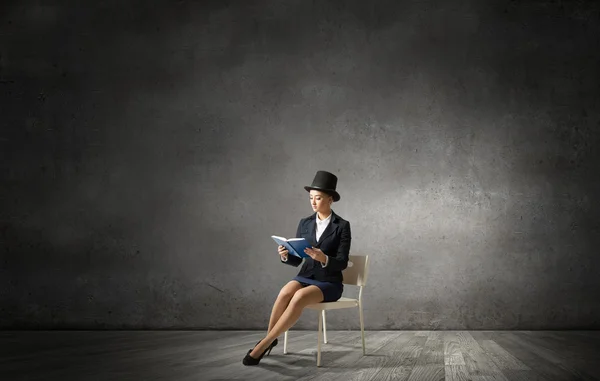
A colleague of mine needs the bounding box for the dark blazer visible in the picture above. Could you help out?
[281,210,351,283]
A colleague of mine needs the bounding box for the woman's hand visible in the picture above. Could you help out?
[278,245,289,261]
[304,247,327,264]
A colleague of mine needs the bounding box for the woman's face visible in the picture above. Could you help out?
[309,190,332,213]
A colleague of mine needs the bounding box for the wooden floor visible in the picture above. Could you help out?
[1,330,599,381]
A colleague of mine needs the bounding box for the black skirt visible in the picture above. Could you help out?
[293,275,344,302]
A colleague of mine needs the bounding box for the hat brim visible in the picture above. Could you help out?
[304,186,340,202]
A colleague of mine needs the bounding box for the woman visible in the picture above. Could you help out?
[243,170,352,366]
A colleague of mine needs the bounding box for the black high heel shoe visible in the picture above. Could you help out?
[254,338,278,356]
[242,338,279,366]
[267,338,278,355]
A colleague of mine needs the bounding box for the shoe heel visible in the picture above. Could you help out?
[266,346,273,356]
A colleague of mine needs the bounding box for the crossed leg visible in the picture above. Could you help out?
[249,282,324,359]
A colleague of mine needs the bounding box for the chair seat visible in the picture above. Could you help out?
[306,297,359,311]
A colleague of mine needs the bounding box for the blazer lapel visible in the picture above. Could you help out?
[316,211,338,247]
[307,214,317,246]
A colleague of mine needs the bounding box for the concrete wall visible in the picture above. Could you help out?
[1,0,599,329]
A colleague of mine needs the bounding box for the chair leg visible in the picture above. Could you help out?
[317,311,323,367]
[322,310,328,344]
[359,303,365,355]
[284,330,288,354]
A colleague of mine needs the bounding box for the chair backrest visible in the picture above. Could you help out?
[342,255,369,287]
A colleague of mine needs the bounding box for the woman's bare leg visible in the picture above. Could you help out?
[267,281,303,333]
[250,285,324,358]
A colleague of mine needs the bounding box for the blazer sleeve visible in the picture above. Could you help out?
[280,219,304,267]
[326,221,351,272]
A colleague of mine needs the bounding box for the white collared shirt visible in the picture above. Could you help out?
[315,211,332,241]
[316,212,332,267]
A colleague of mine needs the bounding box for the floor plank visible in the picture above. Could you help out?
[456,331,502,378]
[444,332,466,366]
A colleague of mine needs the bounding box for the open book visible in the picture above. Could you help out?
[271,236,312,259]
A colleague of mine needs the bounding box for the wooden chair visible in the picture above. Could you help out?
[283,255,370,366]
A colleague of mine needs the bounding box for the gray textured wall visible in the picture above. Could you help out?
[1,0,599,330]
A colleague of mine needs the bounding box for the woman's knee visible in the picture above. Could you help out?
[287,293,303,309]
[289,288,320,308]
[277,282,301,301]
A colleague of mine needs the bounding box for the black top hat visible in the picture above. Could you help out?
[304,170,341,202]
